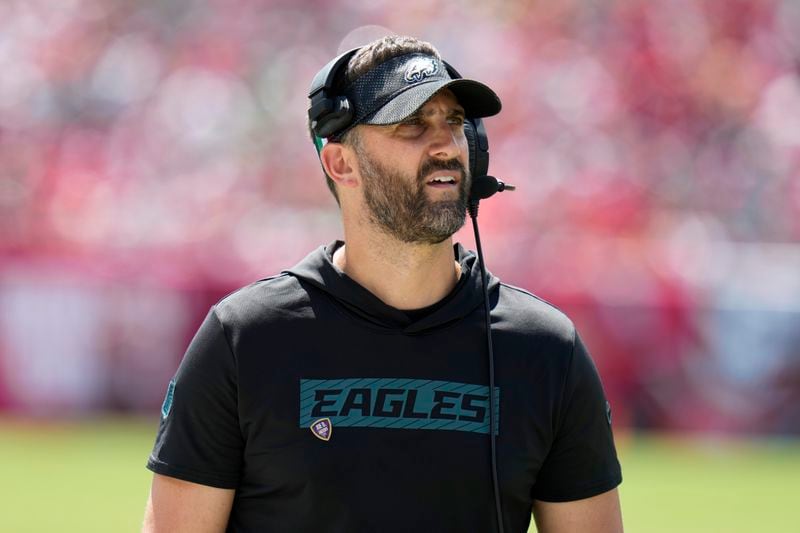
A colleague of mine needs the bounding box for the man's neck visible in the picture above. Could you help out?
[332,233,461,311]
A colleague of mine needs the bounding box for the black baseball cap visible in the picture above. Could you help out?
[344,52,502,129]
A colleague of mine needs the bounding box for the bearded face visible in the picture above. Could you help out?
[355,143,471,245]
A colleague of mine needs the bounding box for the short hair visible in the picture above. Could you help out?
[309,36,442,205]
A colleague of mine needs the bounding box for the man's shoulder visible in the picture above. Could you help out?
[212,273,310,328]
[218,272,302,302]
[495,281,575,344]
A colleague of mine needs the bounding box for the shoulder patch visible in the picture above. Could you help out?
[161,379,176,419]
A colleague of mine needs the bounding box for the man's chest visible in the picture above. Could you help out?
[236,335,552,498]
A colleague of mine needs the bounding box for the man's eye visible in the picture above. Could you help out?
[396,120,425,135]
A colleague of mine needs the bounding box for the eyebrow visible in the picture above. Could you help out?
[449,108,466,119]
[404,106,466,121]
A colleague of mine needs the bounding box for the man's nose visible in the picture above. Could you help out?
[427,121,462,160]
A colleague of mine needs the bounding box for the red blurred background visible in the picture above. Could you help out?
[1,0,799,435]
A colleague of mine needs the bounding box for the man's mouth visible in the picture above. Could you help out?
[425,172,459,188]
[428,176,458,187]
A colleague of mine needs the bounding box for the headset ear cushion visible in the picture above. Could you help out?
[464,119,488,178]
[314,96,353,138]
[464,119,478,177]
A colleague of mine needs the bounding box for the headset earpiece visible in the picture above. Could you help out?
[310,95,353,138]
[464,118,489,180]
[308,48,360,139]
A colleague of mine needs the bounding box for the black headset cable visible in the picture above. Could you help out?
[468,175,514,533]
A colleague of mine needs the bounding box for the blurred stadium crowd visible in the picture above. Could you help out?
[1,0,799,434]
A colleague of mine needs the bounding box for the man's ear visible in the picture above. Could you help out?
[320,143,359,189]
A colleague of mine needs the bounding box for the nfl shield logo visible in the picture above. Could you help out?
[310,418,332,441]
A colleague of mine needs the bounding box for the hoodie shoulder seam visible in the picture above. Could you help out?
[216,273,292,306]
[499,282,571,321]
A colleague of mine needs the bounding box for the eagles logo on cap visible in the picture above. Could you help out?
[404,57,438,83]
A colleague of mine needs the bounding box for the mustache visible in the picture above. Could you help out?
[418,158,467,183]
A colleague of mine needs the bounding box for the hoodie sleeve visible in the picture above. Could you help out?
[146,307,243,489]
[531,331,622,502]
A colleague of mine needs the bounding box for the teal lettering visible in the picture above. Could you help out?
[311,389,341,417]
[431,390,459,420]
[373,388,405,417]
[402,389,428,419]
[459,393,487,422]
[340,388,371,416]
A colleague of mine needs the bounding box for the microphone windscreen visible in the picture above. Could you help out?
[470,176,500,200]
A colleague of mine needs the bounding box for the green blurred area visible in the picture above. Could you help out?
[1,418,798,532]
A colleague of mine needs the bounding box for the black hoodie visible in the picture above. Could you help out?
[148,241,621,533]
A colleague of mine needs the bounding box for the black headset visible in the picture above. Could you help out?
[307,48,491,192]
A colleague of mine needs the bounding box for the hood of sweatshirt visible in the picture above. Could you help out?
[283,240,499,335]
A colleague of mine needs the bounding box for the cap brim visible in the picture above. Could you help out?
[362,78,502,125]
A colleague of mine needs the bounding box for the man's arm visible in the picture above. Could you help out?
[142,474,235,533]
[532,488,623,533]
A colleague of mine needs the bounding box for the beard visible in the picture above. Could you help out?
[356,147,470,245]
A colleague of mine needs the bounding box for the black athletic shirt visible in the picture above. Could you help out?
[147,241,622,532]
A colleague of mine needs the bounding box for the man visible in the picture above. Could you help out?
[143,36,623,532]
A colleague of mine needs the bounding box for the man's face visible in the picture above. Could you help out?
[353,90,471,245]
